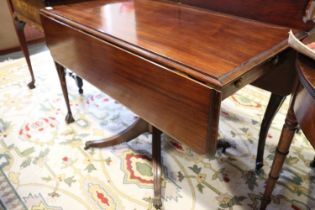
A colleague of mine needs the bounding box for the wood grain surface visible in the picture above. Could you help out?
[40,0,298,90]
[41,14,221,154]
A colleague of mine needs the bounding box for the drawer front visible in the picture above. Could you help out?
[42,15,221,155]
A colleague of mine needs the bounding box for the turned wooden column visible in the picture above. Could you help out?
[260,103,298,209]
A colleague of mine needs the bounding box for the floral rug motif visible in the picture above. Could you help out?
[0,51,314,210]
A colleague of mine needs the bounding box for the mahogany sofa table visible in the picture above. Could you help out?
[40,0,307,207]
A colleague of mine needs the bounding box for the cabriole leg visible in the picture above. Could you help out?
[14,19,36,89]
[55,62,75,124]
[84,118,149,150]
[256,93,286,171]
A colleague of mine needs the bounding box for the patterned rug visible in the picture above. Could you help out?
[0,50,314,210]
[0,169,27,210]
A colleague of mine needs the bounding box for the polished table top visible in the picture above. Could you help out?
[41,0,298,89]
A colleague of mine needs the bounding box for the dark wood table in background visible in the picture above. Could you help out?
[261,52,315,209]
[6,0,89,92]
[40,0,313,208]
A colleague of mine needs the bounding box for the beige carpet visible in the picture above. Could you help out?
[0,51,314,210]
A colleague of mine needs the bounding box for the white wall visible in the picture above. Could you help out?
[0,0,19,51]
